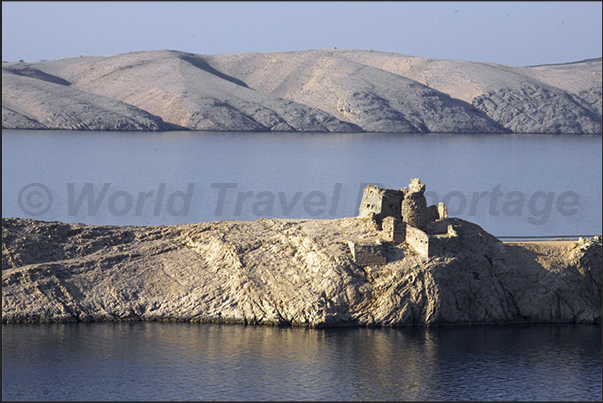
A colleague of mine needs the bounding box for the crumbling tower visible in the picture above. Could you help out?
[358,185,404,227]
[401,178,427,229]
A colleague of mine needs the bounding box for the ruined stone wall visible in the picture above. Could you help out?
[358,185,384,218]
[358,181,454,257]
[406,222,460,257]
[381,216,406,243]
[438,202,448,220]
[405,225,430,257]
[358,185,404,222]
[424,205,439,224]
[348,241,386,267]
[401,178,427,229]
[425,218,451,235]
[379,188,404,219]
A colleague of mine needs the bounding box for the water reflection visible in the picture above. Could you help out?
[3,323,601,400]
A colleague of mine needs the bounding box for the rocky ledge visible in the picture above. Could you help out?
[2,216,601,327]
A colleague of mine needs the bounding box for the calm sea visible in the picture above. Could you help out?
[2,130,602,237]
[2,131,602,401]
[2,322,601,401]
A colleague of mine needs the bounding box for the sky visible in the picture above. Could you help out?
[2,1,602,66]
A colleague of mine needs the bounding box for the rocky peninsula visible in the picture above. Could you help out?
[3,181,601,327]
[3,49,601,134]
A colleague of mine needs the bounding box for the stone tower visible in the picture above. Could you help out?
[401,178,427,229]
[358,184,404,223]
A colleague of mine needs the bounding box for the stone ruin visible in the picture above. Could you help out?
[347,241,387,267]
[349,178,461,266]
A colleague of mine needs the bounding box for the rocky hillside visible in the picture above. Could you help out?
[3,49,601,133]
[2,217,601,326]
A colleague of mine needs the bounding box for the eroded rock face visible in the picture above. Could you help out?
[471,85,602,134]
[2,217,601,326]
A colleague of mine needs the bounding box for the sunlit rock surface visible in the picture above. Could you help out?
[3,50,601,133]
[3,217,600,326]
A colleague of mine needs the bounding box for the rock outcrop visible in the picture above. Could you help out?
[3,49,601,133]
[3,216,601,326]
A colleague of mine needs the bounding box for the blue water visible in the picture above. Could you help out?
[2,130,602,237]
[2,322,601,401]
[2,131,602,401]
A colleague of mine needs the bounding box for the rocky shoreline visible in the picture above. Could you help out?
[3,49,601,134]
[2,216,601,327]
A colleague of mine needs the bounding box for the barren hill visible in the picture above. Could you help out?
[3,49,602,133]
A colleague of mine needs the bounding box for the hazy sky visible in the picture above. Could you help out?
[2,1,602,66]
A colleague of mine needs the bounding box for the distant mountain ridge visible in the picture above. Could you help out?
[2,49,601,133]
[529,57,602,67]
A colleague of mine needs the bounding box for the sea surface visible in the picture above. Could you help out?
[2,130,602,401]
[2,322,601,401]
[2,130,602,237]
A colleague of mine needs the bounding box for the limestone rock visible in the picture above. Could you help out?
[2,217,600,327]
[472,84,602,134]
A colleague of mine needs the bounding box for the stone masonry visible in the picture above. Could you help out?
[352,178,459,260]
[401,178,428,229]
[347,241,387,267]
[381,216,406,243]
[358,185,405,227]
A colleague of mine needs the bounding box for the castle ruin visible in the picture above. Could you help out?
[351,178,460,264]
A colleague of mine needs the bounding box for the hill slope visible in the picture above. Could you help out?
[3,49,601,133]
